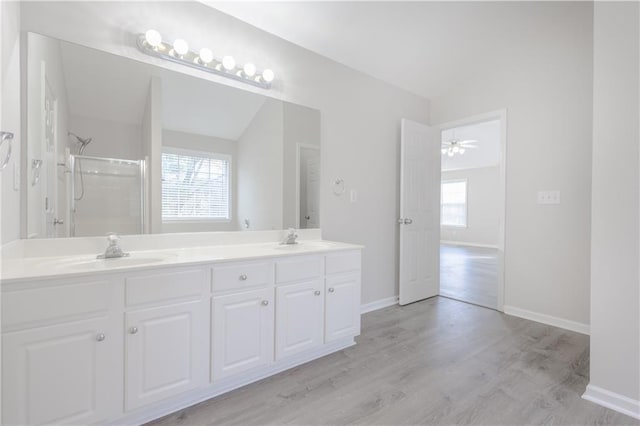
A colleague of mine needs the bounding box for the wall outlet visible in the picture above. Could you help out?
[537,190,560,205]
[350,189,358,203]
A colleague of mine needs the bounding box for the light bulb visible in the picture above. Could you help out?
[243,62,256,77]
[145,29,162,48]
[453,146,459,153]
[199,48,213,64]
[459,148,466,154]
[222,56,236,70]
[441,148,447,154]
[448,151,454,157]
[173,39,189,56]
[262,68,275,83]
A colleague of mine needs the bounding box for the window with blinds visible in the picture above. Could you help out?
[441,179,467,227]
[161,148,231,221]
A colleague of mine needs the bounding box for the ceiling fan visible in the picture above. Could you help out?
[441,131,478,157]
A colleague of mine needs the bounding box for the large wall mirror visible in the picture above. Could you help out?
[25,33,321,238]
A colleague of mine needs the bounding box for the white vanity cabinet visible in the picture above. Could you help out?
[274,255,325,360]
[1,277,123,426]
[210,260,275,382]
[124,268,209,411]
[1,243,362,425]
[325,251,362,342]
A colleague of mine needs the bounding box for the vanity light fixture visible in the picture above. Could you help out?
[137,30,275,89]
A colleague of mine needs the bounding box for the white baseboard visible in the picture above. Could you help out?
[440,240,499,249]
[361,296,399,314]
[583,384,640,420]
[503,305,590,335]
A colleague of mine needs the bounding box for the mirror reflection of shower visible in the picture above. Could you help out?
[68,132,92,200]
[67,132,147,237]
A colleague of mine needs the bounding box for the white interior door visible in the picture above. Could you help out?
[399,119,441,305]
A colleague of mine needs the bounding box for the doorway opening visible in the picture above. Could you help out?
[438,111,506,311]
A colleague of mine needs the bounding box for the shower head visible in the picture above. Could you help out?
[68,132,93,154]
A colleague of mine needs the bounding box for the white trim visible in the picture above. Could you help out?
[504,305,590,335]
[437,109,507,312]
[583,384,640,420]
[108,337,356,425]
[440,240,499,249]
[360,296,399,314]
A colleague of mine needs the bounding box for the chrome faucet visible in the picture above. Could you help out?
[97,233,130,259]
[281,228,299,245]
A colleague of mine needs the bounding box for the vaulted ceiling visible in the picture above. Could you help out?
[208,1,585,100]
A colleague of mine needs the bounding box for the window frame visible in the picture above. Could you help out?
[440,178,468,228]
[161,146,233,223]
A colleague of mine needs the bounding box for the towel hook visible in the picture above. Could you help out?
[0,131,14,171]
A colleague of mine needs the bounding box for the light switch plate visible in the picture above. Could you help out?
[350,190,358,203]
[537,190,560,205]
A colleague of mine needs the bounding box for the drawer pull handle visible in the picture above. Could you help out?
[262,300,269,306]
[314,290,321,296]
[130,326,138,334]
[96,333,106,342]
[239,274,248,281]
[328,288,335,293]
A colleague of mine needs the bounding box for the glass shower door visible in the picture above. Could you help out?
[70,155,146,237]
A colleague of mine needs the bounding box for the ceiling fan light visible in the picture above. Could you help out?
[441,148,447,154]
[459,148,466,154]
[453,146,459,153]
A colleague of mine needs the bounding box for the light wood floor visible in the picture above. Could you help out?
[440,244,500,310]
[149,297,637,426]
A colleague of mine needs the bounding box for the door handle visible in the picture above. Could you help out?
[403,218,413,225]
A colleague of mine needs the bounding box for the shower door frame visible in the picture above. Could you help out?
[69,154,146,237]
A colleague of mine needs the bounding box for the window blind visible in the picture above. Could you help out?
[162,149,230,221]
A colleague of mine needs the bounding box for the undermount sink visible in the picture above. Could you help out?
[70,256,168,270]
[39,254,174,271]
[274,241,339,250]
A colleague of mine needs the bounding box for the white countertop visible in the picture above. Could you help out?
[0,240,363,284]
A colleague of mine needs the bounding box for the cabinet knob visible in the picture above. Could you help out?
[239,274,248,281]
[328,288,335,293]
[96,333,106,342]
[129,326,138,334]
[262,300,269,306]
[314,290,321,296]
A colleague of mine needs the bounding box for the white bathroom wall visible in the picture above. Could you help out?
[1,0,21,245]
[440,166,500,247]
[430,2,594,327]
[17,1,430,305]
[162,129,238,233]
[69,115,143,161]
[237,98,283,231]
[585,1,640,416]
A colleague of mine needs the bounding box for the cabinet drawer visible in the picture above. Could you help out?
[126,268,208,307]
[3,278,116,330]
[325,251,361,275]
[275,256,323,284]
[212,261,273,292]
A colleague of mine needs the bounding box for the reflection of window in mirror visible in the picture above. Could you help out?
[161,147,231,222]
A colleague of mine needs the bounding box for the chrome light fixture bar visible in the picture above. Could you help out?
[136,30,274,89]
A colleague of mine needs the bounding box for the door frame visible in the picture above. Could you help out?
[437,109,507,312]
[295,143,320,229]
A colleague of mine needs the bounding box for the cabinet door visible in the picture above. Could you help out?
[125,300,207,411]
[2,316,121,425]
[211,288,274,381]
[275,279,324,360]
[325,273,362,342]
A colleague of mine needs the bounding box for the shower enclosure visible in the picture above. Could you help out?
[69,155,146,237]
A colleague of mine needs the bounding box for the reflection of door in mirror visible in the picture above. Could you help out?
[298,145,320,228]
[43,78,58,238]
